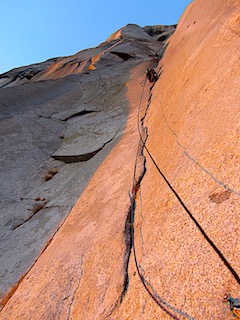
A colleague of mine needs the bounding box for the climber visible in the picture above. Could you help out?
[225,295,240,318]
[146,68,159,83]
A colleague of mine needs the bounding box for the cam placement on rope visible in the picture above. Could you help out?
[225,295,240,318]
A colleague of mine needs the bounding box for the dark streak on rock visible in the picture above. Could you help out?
[52,149,102,163]
[110,51,134,61]
[120,206,133,302]
[63,110,96,121]
[120,155,147,304]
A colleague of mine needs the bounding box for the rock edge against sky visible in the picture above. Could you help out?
[0,0,239,319]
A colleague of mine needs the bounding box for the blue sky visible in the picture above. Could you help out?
[0,0,192,74]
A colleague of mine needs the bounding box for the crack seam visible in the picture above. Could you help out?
[0,205,74,310]
[66,258,84,320]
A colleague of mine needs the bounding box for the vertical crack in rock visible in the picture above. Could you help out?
[106,143,148,319]
[120,122,149,304]
[107,153,147,319]
[120,153,147,304]
[118,78,153,307]
[66,257,84,320]
[120,204,134,302]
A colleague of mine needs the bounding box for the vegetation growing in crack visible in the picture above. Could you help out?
[12,199,48,230]
[43,168,59,181]
[31,203,45,214]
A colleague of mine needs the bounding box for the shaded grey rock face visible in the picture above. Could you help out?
[0,24,173,306]
[143,24,177,41]
[0,58,60,88]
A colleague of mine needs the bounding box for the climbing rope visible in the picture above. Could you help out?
[129,76,195,319]
[141,133,240,286]
[129,71,240,319]
[129,193,184,320]
[137,78,240,286]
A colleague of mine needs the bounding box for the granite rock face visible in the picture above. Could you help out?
[0,23,173,311]
[0,1,240,319]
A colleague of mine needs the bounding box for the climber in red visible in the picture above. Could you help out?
[146,68,159,83]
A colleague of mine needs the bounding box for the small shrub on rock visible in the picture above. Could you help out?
[43,168,59,181]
